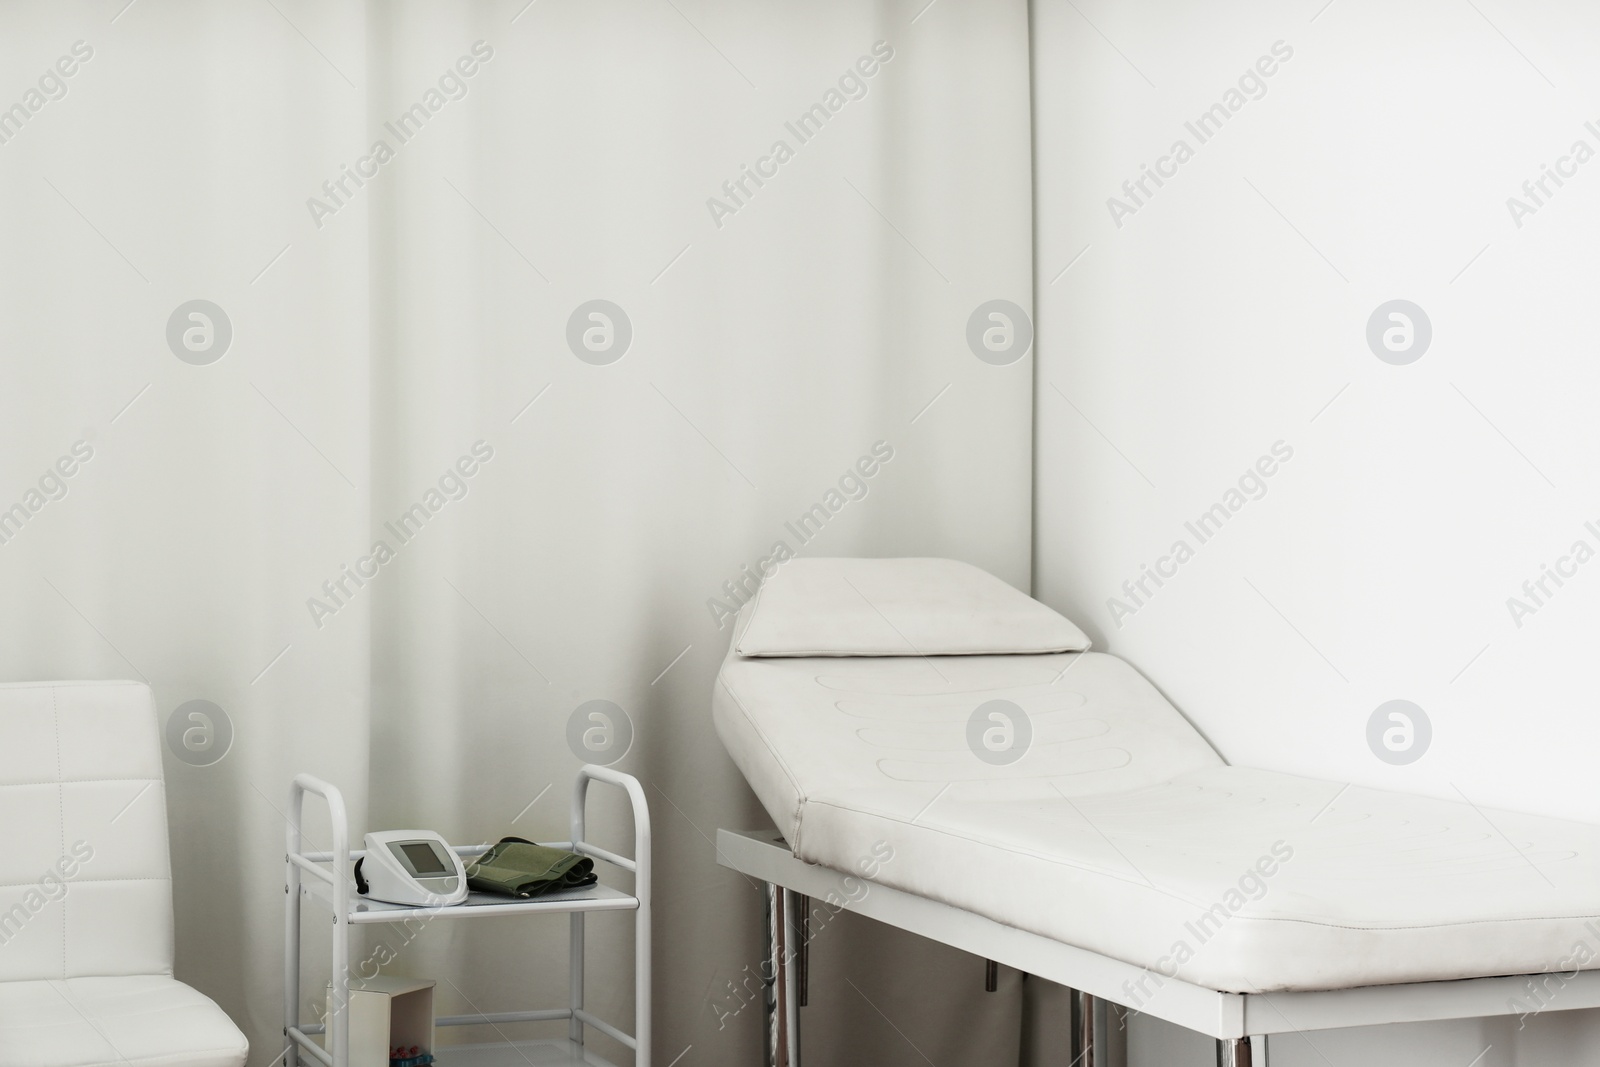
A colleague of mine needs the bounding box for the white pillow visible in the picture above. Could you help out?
[733,557,1091,657]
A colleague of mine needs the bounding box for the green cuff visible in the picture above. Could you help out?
[467,837,597,898]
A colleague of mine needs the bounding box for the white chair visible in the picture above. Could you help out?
[0,680,248,1067]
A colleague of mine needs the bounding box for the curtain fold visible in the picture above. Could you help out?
[2,3,1033,1064]
[0,0,374,1049]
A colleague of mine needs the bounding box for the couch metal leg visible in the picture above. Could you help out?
[1071,990,1097,1066]
[797,893,809,1008]
[1106,1003,1128,1067]
[1217,1037,1254,1067]
[763,883,802,1067]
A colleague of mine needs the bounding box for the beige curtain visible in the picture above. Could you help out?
[1,2,1035,1064]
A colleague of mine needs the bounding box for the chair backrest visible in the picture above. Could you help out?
[0,681,173,981]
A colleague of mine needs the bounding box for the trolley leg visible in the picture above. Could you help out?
[635,842,651,1067]
[284,861,300,1067]
[1071,990,1097,1066]
[1217,1037,1255,1067]
[330,911,349,1067]
[763,883,801,1067]
[570,913,585,1046]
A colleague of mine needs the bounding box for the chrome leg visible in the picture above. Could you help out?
[797,894,809,1008]
[1071,990,1097,1066]
[763,883,801,1067]
[1217,1037,1254,1067]
[1106,1003,1128,1067]
[784,888,802,1066]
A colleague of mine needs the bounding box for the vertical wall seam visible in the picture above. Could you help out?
[1026,0,1042,599]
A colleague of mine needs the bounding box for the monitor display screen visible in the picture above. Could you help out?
[398,842,449,875]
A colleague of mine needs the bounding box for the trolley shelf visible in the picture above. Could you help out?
[437,1038,622,1066]
[298,877,639,923]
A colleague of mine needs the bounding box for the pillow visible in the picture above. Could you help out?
[733,557,1092,657]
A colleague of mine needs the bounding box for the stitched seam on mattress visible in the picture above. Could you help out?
[806,801,1600,932]
[717,672,808,848]
[802,797,1211,908]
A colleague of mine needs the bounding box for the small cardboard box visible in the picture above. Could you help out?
[328,976,435,1067]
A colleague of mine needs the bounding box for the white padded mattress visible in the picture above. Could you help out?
[714,648,1600,993]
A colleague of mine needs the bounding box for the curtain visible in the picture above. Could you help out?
[1,2,1034,1064]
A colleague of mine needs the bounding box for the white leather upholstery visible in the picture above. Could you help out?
[0,682,247,1066]
[0,976,249,1067]
[715,640,1600,992]
[716,649,1222,851]
[734,557,1092,657]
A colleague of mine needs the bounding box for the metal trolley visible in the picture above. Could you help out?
[284,766,651,1067]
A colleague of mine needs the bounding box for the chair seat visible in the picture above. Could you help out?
[0,975,248,1067]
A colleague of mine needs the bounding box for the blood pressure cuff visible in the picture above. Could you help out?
[466,837,597,898]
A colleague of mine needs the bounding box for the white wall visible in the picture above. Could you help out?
[0,2,1034,1065]
[1032,0,1600,1063]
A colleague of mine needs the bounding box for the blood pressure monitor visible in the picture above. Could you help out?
[354,830,469,907]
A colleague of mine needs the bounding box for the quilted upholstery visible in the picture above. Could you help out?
[0,976,249,1067]
[0,682,246,1066]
